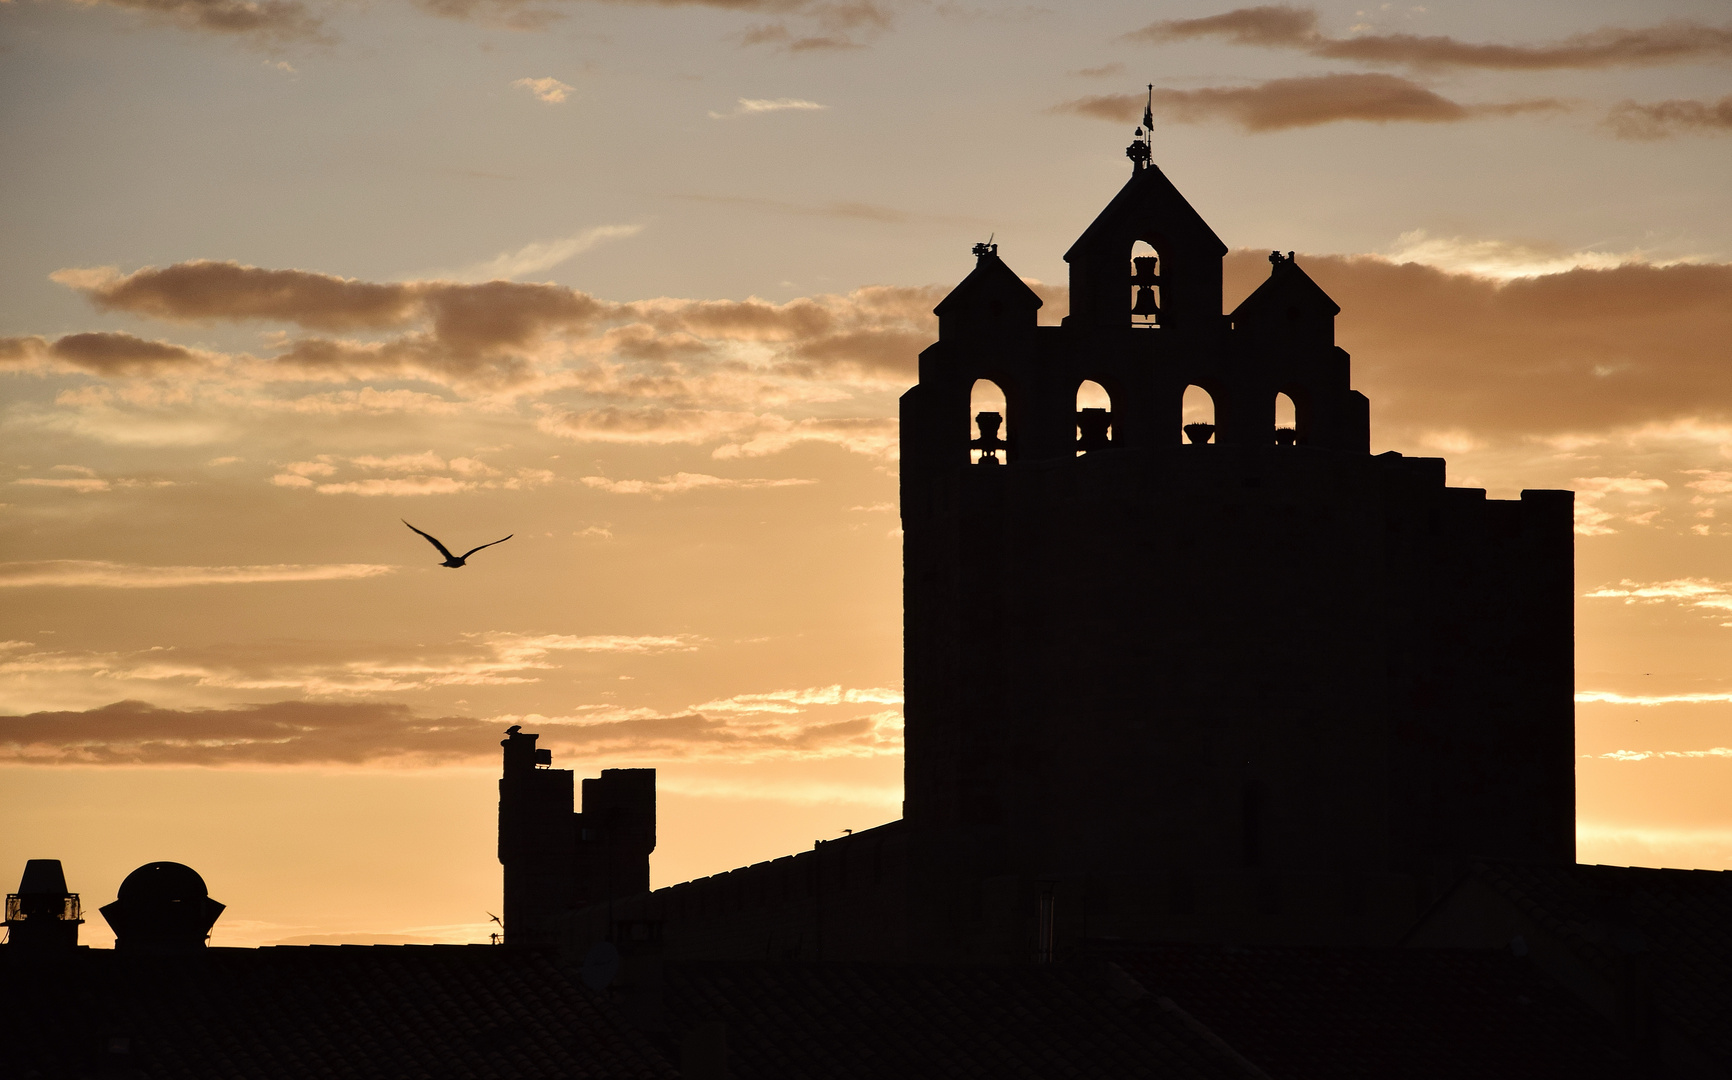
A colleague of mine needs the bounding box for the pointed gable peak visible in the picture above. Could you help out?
[1063,162,1227,266]
[1063,158,1228,330]
[1231,251,1341,322]
[934,243,1043,325]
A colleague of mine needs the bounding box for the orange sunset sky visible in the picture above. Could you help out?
[2,0,1730,947]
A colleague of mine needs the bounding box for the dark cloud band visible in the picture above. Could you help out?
[1126,6,1732,72]
[1055,75,1563,132]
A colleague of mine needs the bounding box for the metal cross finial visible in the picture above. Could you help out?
[1126,85,1156,172]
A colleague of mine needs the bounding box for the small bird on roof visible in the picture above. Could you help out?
[402,520,512,568]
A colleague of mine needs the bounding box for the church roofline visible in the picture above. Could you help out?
[933,243,1044,318]
[1062,161,1227,264]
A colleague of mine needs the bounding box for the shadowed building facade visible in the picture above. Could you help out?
[895,129,1575,959]
[512,122,1575,965]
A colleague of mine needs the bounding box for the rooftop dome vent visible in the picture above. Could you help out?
[99,862,225,952]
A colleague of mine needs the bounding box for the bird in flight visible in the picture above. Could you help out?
[402,520,513,568]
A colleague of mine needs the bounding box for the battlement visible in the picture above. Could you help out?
[498,729,656,947]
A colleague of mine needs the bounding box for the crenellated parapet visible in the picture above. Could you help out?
[498,728,655,947]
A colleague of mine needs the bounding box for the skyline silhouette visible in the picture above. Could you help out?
[3,0,1731,948]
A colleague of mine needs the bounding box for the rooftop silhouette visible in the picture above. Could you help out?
[10,120,1729,1080]
[522,111,1574,965]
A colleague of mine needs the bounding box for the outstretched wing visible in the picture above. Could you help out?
[460,534,513,560]
[402,520,455,560]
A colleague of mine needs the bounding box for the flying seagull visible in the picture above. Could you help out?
[402,520,513,568]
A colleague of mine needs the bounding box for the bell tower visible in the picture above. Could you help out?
[1063,91,1226,333]
[898,118,1574,962]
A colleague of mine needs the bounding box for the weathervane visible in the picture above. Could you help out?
[1125,84,1154,172]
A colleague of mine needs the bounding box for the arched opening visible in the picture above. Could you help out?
[1274,391,1297,447]
[970,378,1009,465]
[1182,384,1216,445]
[1076,380,1112,456]
[1129,240,1161,327]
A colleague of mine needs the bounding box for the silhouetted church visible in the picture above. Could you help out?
[14,122,1732,1080]
[507,114,1575,965]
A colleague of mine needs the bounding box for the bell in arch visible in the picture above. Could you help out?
[1132,285,1160,319]
[1131,255,1161,322]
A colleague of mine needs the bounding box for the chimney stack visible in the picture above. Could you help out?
[4,859,83,952]
[499,727,656,946]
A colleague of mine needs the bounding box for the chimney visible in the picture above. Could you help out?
[498,727,576,947]
[574,769,657,905]
[499,727,658,947]
[99,862,225,952]
[4,859,83,952]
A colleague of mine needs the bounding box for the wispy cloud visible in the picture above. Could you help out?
[512,76,573,104]
[0,699,496,766]
[0,631,700,701]
[67,0,332,46]
[541,408,900,459]
[579,472,817,496]
[1054,76,1563,132]
[691,685,903,714]
[14,477,113,493]
[1584,579,1728,603]
[455,224,643,282]
[48,260,941,400]
[1606,94,1732,140]
[0,561,396,589]
[1380,230,1683,281]
[9,465,179,496]
[1125,6,1732,71]
[1,331,205,376]
[1571,476,1669,536]
[1579,689,1732,706]
[709,97,829,120]
[1583,579,1732,621]
[0,690,900,766]
[1211,252,1732,449]
[1586,746,1732,759]
[521,705,903,764]
[738,1,891,53]
[270,452,554,496]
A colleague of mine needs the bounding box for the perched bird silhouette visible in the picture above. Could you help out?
[402,520,512,568]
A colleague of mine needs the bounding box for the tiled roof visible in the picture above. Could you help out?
[6,884,1708,1080]
[1474,861,1732,1064]
[1,944,677,1079]
[1101,943,1639,1080]
[662,959,1261,1079]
